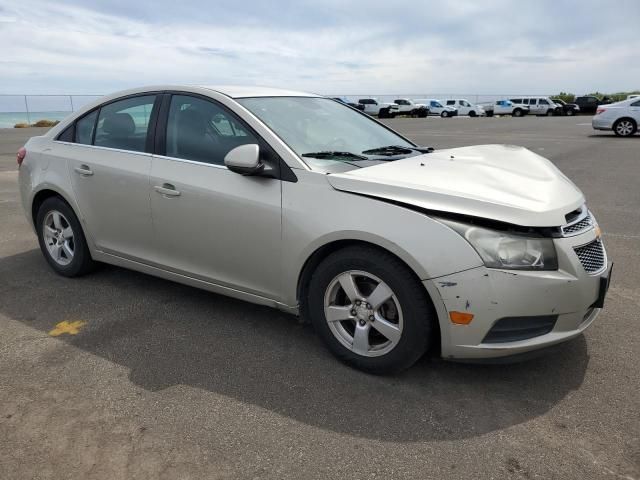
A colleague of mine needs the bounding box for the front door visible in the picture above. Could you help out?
[149,94,282,299]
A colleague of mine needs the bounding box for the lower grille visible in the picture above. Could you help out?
[574,240,606,274]
[483,315,558,343]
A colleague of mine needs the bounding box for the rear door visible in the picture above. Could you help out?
[148,93,283,299]
[630,100,640,123]
[65,94,159,261]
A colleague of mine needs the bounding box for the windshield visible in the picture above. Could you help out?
[236,97,414,171]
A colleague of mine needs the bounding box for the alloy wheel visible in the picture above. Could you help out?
[615,120,634,136]
[323,270,403,357]
[42,210,75,266]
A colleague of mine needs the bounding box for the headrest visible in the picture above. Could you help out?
[176,108,207,135]
[103,112,135,136]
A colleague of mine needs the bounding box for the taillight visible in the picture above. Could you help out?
[17,147,26,167]
[596,107,606,115]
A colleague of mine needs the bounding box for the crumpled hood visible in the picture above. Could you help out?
[327,144,584,227]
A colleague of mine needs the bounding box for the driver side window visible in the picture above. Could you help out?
[165,95,258,165]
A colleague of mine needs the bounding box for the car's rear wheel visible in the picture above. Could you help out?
[36,197,95,277]
[613,118,637,137]
[469,110,477,117]
[566,109,575,116]
[441,111,449,118]
[307,246,434,374]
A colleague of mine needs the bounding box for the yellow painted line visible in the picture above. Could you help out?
[49,320,86,336]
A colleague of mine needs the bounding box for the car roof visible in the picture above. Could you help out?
[198,85,320,98]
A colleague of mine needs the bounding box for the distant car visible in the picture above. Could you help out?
[551,99,580,116]
[592,97,640,137]
[443,99,484,117]
[332,97,365,111]
[414,99,457,117]
[574,96,611,115]
[357,98,400,118]
[510,97,560,116]
[392,99,429,117]
[482,100,529,117]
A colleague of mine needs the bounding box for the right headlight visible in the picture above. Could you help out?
[439,218,558,271]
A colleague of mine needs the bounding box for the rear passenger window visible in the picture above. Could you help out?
[632,100,640,107]
[75,110,98,145]
[529,99,537,105]
[165,95,259,166]
[446,100,455,105]
[94,95,156,152]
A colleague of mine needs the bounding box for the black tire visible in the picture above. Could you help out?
[441,111,449,118]
[378,108,389,119]
[418,109,428,118]
[307,246,434,374]
[36,196,96,277]
[546,109,554,116]
[513,108,523,117]
[469,110,477,117]
[486,110,494,117]
[613,118,637,137]
[566,109,575,116]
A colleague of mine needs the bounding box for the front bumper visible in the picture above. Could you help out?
[425,228,610,360]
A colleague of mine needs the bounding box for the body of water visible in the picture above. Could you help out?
[0,111,73,128]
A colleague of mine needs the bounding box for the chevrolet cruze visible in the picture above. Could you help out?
[17,85,612,373]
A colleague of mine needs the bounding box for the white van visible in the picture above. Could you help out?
[443,99,484,117]
[510,97,560,116]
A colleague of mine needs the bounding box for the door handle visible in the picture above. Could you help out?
[74,165,93,176]
[154,183,181,197]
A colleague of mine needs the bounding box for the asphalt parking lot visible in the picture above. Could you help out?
[0,117,638,479]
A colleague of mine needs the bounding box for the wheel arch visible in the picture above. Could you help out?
[296,238,442,352]
[31,187,77,227]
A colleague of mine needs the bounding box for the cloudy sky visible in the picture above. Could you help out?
[0,0,638,96]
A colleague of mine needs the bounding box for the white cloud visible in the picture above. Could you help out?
[0,0,638,95]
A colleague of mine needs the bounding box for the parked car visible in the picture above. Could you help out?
[332,97,365,111]
[443,99,484,117]
[414,99,457,117]
[357,98,399,118]
[17,85,611,373]
[551,98,580,116]
[574,96,611,115]
[392,99,429,117]
[510,97,560,116]
[482,100,529,117]
[592,97,640,137]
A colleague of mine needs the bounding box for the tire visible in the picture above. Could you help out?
[486,110,494,117]
[566,109,575,116]
[418,109,428,118]
[513,108,523,117]
[441,111,449,118]
[307,246,434,374]
[469,110,477,117]
[546,109,554,116]
[378,108,389,119]
[36,196,96,277]
[613,118,637,137]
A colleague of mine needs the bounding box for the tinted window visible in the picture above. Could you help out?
[539,99,549,105]
[94,95,156,152]
[75,110,98,145]
[529,99,537,105]
[446,100,455,105]
[58,124,74,142]
[166,95,258,165]
[632,100,640,107]
[511,99,522,104]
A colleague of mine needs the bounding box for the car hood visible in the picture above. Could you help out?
[327,144,584,227]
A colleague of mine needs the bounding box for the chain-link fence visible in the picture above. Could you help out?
[1,93,555,128]
[0,95,102,128]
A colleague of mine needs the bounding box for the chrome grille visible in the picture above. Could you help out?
[574,240,606,274]
[562,212,593,236]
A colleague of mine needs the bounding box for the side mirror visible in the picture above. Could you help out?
[224,144,263,175]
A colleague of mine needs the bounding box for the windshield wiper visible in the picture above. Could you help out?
[301,151,369,160]
[362,145,434,156]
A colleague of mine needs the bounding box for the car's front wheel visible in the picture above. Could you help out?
[566,109,575,116]
[36,196,96,277]
[613,118,637,137]
[441,111,449,118]
[307,246,434,374]
[513,108,524,117]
